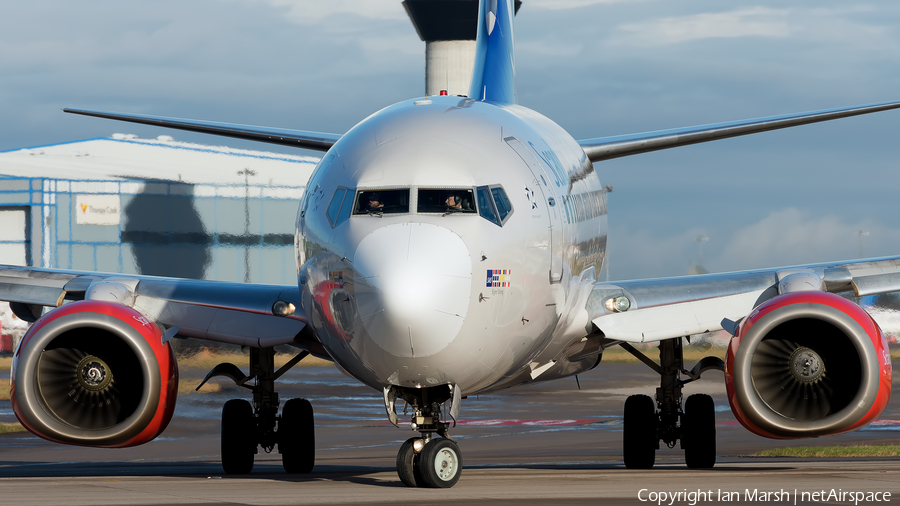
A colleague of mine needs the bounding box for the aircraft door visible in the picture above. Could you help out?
[504,137,563,284]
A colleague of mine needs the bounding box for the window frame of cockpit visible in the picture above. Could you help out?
[475,184,514,227]
[326,186,357,228]
[415,187,478,215]
[350,187,412,216]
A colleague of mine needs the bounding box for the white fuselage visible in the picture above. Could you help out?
[297,96,608,395]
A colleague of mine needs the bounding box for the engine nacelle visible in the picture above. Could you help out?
[726,291,891,439]
[10,300,178,448]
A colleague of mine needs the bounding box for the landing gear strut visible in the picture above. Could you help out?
[388,385,463,488]
[620,338,722,469]
[199,347,315,474]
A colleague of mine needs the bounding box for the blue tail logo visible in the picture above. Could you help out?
[469,0,517,104]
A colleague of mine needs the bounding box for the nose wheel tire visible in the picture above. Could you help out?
[396,437,426,487]
[280,398,316,473]
[623,394,657,469]
[221,399,256,474]
[418,438,462,488]
[682,394,716,469]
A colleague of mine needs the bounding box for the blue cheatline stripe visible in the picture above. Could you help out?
[1,137,319,164]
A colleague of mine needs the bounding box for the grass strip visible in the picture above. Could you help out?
[602,346,900,363]
[753,445,900,458]
[600,347,727,363]
[0,422,25,434]
[174,350,331,370]
[1,351,332,372]
[178,379,223,395]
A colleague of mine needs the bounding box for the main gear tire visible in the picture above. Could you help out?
[280,398,316,474]
[623,394,657,469]
[683,393,716,469]
[221,399,256,474]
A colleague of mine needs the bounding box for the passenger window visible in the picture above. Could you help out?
[353,189,410,215]
[417,189,476,214]
[490,187,512,223]
[326,188,347,226]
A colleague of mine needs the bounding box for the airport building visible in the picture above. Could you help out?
[0,135,318,350]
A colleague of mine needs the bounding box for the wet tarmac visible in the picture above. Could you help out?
[1,358,898,504]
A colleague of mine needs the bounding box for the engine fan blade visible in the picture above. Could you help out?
[751,339,833,421]
[37,347,125,430]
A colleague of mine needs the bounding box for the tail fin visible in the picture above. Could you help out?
[469,0,517,104]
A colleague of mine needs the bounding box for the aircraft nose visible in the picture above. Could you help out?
[353,223,472,358]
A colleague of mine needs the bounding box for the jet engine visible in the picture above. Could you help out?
[10,300,178,448]
[725,291,891,439]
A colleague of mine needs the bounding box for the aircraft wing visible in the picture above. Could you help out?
[577,100,900,163]
[0,265,324,356]
[63,108,342,152]
[588,256,900,343]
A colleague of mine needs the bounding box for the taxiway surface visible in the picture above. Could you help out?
[1,357,898,505]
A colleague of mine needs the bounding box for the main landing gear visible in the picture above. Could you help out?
[198,347,315,474]
[386,385,463,488]
[619,338,723,469]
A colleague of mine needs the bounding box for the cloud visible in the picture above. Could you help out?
[517,38,584,57]
[610,208,900,281]
[613,7,791,46]
[608,226,708,280]
[528,0,646,10]
[236,0,408,24]
[711,208,896,271]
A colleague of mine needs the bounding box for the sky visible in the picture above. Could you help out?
[3,0,900,281]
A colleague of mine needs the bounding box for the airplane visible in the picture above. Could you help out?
[2,0,896,489]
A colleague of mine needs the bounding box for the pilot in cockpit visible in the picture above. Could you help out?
[367,192,384,211]
[445,192,463,210]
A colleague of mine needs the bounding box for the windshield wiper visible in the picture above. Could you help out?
[366,210,383,217]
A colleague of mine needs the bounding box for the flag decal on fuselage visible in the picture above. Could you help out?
[486,269,511,287]
[328,271,345,289]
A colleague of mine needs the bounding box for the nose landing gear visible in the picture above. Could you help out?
[387,385,463,488]
[619,338,723,469]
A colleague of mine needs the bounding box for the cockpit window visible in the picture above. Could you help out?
[326,187,356,227]
[353,189,409,215]
[417,189,476,214]
[476,187,499,225]
[476,185,513,226]
[490,187,512,222]
[326,188,346,225]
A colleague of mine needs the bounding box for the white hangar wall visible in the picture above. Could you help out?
[0,136,319,284]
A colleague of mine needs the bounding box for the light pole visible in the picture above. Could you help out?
[238,168,257,283]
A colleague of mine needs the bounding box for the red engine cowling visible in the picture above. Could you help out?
[726,291,891,439]
[10,300,178,448]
